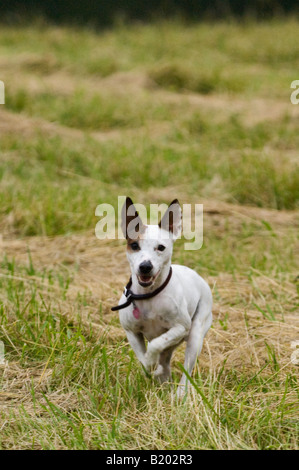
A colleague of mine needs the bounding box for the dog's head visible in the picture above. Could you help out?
[121,197,181,287]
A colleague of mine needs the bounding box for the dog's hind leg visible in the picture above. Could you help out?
[176,295,212,399]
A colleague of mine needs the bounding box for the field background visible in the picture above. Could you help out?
[0,19,299,449]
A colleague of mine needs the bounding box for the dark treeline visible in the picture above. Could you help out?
[1,0,298,25]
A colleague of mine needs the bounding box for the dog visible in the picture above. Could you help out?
[112,197,212,398]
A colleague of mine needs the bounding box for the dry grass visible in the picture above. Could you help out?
[1,201,298,441]
[0,19,298,449]
[0,227,298,448]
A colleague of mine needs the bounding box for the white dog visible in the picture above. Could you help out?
[112,197,212,398]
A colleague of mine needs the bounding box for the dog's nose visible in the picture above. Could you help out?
[139,260,153,275]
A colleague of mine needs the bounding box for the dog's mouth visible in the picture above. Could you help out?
[137,271,159,287]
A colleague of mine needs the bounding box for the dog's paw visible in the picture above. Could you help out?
[176,384,188,400]
[154,365,171,384]
[145,344,159,369]
[144,354,158,369]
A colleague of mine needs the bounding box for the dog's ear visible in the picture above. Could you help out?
[121,197,145,240]
[159,199,181,239]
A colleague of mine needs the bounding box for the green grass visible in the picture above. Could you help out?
[0,255,298,449]
[1,108,299,237]
[0,19,298,449]
[5,88,174,130]
[1,19,298,97]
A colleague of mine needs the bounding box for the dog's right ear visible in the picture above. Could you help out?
[121,197,145,240]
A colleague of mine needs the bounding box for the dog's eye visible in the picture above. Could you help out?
[130,242,140,251]
[157,244,166,252]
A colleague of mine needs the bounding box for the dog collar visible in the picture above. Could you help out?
[111,267,173,311]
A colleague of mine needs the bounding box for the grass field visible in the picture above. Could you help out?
[0,19,298,450]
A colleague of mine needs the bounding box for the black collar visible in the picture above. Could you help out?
[111,267,173,311]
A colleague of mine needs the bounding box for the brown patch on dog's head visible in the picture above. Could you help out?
[127,237,139,252]
[126,227,148,252]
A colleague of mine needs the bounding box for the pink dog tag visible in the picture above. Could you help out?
[133,306,141,319]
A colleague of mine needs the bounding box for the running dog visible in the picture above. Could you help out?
[112,197,212,398]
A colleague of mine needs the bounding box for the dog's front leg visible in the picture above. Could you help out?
[154,346,176,383]
[126,330,147,369]
[145,324,187,369]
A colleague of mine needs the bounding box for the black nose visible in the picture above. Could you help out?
[139,260,153,275]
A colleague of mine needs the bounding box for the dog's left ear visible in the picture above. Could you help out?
[159,199,182,239]
[121,197,145,240]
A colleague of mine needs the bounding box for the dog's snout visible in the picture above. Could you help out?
[139,260,153,275]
